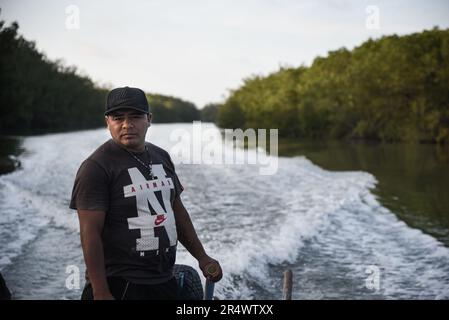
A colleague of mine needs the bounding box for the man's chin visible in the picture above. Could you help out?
[121,135,137,142]
[120,138,143,150]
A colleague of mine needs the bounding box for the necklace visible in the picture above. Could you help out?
[126,145,154,180]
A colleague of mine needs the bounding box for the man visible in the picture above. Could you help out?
[70,86,222,300]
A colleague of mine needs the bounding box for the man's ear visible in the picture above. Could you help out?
[147,113,153,127]
[105,116,109,128]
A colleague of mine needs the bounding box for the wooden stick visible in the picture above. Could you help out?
[204,279,215,300]
[282,269,293,300]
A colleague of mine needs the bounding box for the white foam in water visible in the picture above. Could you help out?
[184,157,382,299]
[170,124,449,299]
[339,191,449,299]
[1,124,448,299]
[0,129,110,272]
[0,180,50,271]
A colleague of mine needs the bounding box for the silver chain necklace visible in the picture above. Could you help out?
[126,145,154,180]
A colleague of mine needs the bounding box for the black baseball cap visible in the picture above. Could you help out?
[105,86,150,115]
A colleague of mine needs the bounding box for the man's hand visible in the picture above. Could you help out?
[199,255,223,283]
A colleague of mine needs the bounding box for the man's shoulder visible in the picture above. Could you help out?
[81,139,120,169]
[88,139,119,159]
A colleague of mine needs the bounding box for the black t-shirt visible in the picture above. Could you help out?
[70,139,183,284]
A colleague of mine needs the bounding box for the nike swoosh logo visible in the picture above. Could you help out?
[154,215,167,226]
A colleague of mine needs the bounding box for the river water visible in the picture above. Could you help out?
[1,123,448,299]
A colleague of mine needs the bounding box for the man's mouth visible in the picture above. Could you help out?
[122,133,137,138]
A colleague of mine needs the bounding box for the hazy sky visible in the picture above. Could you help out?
[1,0,448,107]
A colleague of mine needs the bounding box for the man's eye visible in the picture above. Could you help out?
[113,116,124,121]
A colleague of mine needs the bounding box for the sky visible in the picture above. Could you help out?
[1,0,449,108]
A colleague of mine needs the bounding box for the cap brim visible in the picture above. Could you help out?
[104,106,150,116]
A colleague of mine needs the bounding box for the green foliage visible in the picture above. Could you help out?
[200,103,221,122]
[217,99,246,129]
[217,28,449,144]
[0,19,107,134]
[147,94,200,123]
[218,67,305,137]
[0,17,200,134]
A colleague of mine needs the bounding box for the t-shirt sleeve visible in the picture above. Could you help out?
[69,159,110,211]
[166,153,184,199]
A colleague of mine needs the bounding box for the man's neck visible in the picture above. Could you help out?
[125,145,145,153]
[112,139,145,153]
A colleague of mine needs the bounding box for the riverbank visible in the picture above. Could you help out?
[0,136,23,175]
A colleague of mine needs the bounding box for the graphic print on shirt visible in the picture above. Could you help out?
[123,164,177,253]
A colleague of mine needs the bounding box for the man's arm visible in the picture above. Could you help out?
[173,197,223,282]
[77,210,114,300]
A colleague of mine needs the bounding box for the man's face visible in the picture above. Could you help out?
[105,109,152,152]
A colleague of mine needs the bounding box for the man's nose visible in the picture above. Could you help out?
[122,116,134,128]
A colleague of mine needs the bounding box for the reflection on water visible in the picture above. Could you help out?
[277,139,449,246]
